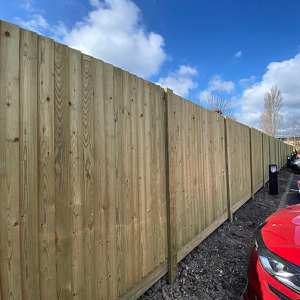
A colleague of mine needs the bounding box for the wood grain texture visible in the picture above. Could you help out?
[37,34,57,300]
[54,42,72,299]
[0,20,22,300]
[165,88,178,284]
[113,67,125,297]
[130,74,140,285]
[93,58,107,300]
[19,27,40,300]
[104,62,117,299]
[82,54,95,300]
[68,48,85,299]
[137,76,147,278]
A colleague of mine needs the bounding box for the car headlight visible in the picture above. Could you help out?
[255,222,300,295]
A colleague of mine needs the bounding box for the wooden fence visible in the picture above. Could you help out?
[0,20,294,300]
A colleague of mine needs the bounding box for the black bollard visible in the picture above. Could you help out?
[287,156,291,168]
[269,164,278,195]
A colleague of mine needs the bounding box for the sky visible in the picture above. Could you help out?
[1,0,300,131]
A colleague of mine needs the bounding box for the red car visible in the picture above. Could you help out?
[243,205,300,300]
[297,153,300,159]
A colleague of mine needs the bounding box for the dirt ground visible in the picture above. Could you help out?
[139,166,292,300]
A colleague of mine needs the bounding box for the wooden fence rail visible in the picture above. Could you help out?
[0,20,294,300]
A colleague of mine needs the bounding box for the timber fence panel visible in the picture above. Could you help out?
[166,95,228,263]
[226,118,251,214]
[0,20,22,300]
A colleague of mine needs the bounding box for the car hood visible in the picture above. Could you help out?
[262,205,300,266]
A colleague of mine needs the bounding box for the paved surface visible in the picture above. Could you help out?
[285,171,300,207]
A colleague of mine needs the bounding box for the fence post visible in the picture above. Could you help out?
[250,127,254,201]
[164,88,178,284]
[224,117,232,222]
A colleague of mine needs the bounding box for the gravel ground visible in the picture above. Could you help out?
[139,166,292,300]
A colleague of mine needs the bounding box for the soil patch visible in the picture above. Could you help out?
[139,166,292,300]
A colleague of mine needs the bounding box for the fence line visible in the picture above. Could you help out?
[0,20,293,300]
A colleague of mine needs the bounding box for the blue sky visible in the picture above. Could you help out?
[1,0,300,131]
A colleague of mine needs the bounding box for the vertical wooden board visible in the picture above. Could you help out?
[201,108,208,227]
[19,28,40,300]
[113,67,125,296]
[181,98,188,248]
[0,20,22,300]
[206,110,213,226]
[136,77,147,277]
[149,82,159,269]
[191,103,198,237]
[224,117,232,221]
[187,102,193,242]
[210,113,217,221]
[69,48,85,299]
[122,70,132,289]
[37,34,56,300]
[199,106,206,232]
[166,89,177,258]
[213,114,220,219]
[144,80,155,275]
[184,100,191,243]
[131,75,140,283]
[54,42,72,300]
[165,88,178,283]
[219,116,227,215]
[173,95,182,251]
[104,62,117,299]
[178,96,185,250]
[156,86,167,264]
[93,58,108,299]
[197,106,205,232]
[82,54,95,300]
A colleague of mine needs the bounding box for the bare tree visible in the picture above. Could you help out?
[260,85,283,137]
[287,117,300,151]
[201,89,236,120]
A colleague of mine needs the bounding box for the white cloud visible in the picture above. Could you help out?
[16,0,167,79]
[15,15,49,35]
[198,75,235,101]
[157,65,198,98]
[234,51,242,58]
[15,15,68,42]
[62,0,167,78]
[238,53,300,130]
[239,76,256,88]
